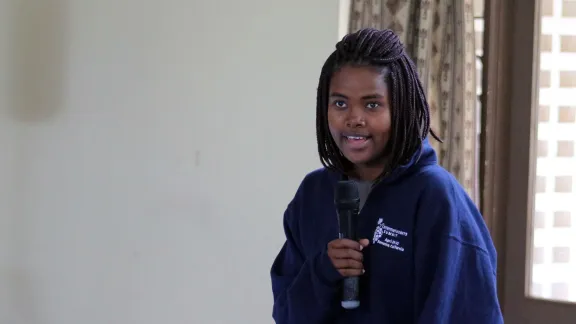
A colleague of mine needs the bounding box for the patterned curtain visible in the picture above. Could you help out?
[349,0,478,201]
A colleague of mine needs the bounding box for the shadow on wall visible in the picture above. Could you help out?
[7,0,68,123]
[3,1,68,323]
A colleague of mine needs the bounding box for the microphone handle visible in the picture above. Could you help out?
[341,277,360,309]
[338,209,360,309]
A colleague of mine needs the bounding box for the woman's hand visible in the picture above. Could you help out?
[327,238,370,277]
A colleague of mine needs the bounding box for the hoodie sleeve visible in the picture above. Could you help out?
[270,181,344,324]
[413,175,504,324]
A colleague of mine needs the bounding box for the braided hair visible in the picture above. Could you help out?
[316,28,442,177]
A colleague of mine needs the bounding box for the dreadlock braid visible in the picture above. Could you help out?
[316,28,442,177]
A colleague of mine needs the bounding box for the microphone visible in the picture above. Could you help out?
[334,180,361,310]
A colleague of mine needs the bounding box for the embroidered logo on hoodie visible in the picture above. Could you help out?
[372,218,408,252]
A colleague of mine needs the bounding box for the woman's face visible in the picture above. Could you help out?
[327,65,391,170]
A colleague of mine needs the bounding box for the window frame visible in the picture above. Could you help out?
[482,0,576,321]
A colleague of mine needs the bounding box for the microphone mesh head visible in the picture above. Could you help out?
[335,180,360,206]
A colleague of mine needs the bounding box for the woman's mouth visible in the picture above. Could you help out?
[342,135,371,150]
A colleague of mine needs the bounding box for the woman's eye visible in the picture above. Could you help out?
[334,101,347,108]
[366,102,380,109]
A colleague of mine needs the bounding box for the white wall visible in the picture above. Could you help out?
[0,1,340,323]
[339,0,351,38]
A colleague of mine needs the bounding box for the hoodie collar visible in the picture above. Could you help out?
[328,138,438,185]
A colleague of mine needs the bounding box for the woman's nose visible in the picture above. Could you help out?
[345,109,366,128]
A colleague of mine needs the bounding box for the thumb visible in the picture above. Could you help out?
[358,238,370,248]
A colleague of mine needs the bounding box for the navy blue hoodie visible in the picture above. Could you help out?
[270,140,503,324]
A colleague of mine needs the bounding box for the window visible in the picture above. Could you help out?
[499,0,576,322]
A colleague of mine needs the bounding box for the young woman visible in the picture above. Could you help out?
[270,28,503,323]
